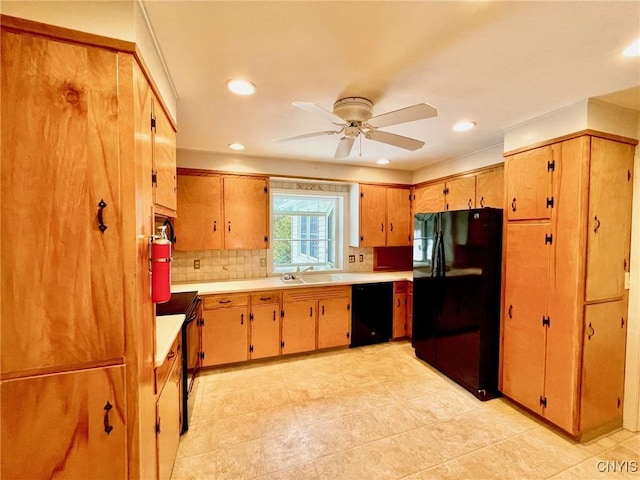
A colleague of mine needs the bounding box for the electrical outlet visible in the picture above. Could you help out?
[260,258,267,267]
[348,255,355,263]
[359,254,364,262]
[193,259,200,269]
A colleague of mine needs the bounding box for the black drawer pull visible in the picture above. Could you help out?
[103,401,114,435]
[219,300,231,304]
[259,297,272,301]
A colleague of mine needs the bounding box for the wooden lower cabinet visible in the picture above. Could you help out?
[202,305,249,366]
[393,282,409,339]
[282,300,317,355]
[318,296,351,349]
[407,282,413,338]
[156,350,181,480]
[1,365,127,479]
[250,303,281,360]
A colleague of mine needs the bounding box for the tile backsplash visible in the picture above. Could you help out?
[172,246,373,283]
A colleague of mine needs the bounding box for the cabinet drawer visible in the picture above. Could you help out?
[283,286,350,303]
[203,293,249,310]
[394,281,408,293]
[251,291,281,305]
[156,336,181,394]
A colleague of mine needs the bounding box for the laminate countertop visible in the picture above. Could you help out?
[155,314,185,367]
[172,271,412,295]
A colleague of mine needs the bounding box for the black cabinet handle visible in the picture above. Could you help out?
[167,350,175,360]
[97,199,108,233]
[322,305,325,315]
[593,215,600,234]
[390,223,393,232]
[228,221,231,232]
[260,297,272,301]
[241,313,244,325]
[480,196,485,208]
[587,322,595,340]
[309,307,313,317]
[381,223,384,232]
[213,220,217,232]
[103,401,114,435]
[273,310,276,321]
[511,197,517,212]
[468,198,472,209]
[508,305,513,319]
[219,300,231,304]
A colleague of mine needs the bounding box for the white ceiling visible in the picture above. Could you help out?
[143,1,640,172]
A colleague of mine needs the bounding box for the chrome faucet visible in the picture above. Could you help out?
[296,265,314,276]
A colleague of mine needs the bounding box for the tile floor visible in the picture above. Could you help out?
[172,341,640,480]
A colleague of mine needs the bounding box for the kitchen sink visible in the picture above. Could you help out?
[301,274,343,284]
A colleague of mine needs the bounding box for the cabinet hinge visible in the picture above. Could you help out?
[151,170,157,186]
[408,235,411,242]
[249,313,254,321]
[249,345,254,353]
[547,160,555,172]
[622,317,625,328]
[618,397,622,408]
[264,235,269,243]
[281,310,285,318]
[546,197,554,209]
[545,233,553,245]
[151,115,156,132]
[542,316,550,327]
[443,187,449,195]
[200,352,205,360]
[360,192,364,198]
[628,170,632,182]
[280,340,285,349]
[408,193,412,201]
[346,331,350,339]
[360,235,364,242]
[540,396,548,408]
[347,303,350,311]
[156,420,161,434]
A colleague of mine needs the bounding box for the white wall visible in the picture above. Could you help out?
[177,149,413,185]
[1,0,178,121]
[411,144,504,184]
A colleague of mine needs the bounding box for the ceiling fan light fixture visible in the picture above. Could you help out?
[453,120,477,132]
[623,39,640,57]
[376,158,390,165]
[228,142,245,150]
[226,79,256,95]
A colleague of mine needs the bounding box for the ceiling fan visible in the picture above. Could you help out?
[274,97,438,158]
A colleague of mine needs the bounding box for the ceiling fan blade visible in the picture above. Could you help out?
[367,103,438,128]
[335,137,355,158]
[365,129,425,151]
[273,130,341,142]
[292,101,345,124]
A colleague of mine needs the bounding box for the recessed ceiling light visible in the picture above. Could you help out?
[228,143,245,150]
[226,79,256,95]
[376,159,390,165]
[624,39,640,57]
[453,120,477,132]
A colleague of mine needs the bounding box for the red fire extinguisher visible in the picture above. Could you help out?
[151,225,172,303]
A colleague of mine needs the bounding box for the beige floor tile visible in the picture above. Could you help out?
[312,449,371,480]
[214,411,262,447]
[381,373,452,402]
[550,444,640,479]
[176,420,220,458]
[353,435,419,479]
[267,461,321,480]
[404,460,473,480]
[254,384,291,410]
[256,404,301,438]
[389,427,452,470]
[171,451,217,480]
[403,387,483,424]
[215,438,266,480]
[620,433,640,455]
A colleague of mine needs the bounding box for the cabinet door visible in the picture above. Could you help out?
[579,301,626,433]
[501,223,550,415]
[413,183,445,213]
[387,187,411,246]
[585,138,634,302]
[318,297,351,348]
[359,184,387,246]
[223,176,269,249]
[475,168,504,208]
[1,366,126,479]
[282,301,317,354]
[407,283,413,338]
[153,102,177,213]
[505,146,554,220]
[175,174,223,251]
[202,308,248,366]
[250,304,281,360]
[157,358,181,480]
[445,176,476,211]
[393,292,408,339]
[1,32,124,375]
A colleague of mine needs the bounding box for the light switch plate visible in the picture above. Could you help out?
[349,255,355,263]
[260,258,266,267]
[359,254,364,262]
[193,259,200,269]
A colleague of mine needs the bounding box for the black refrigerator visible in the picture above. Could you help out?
[412,208,502,400]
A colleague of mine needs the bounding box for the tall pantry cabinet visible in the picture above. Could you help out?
[500,132,636,439]
[0,16,174,479]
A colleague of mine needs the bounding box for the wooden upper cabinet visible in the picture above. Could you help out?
[223,176,269,249]
[175,174,223,251]
[475,168,504,208]
[1,365,127,479]
[505,145,555,220]
[153,102,177,214]
[359,184,387,246]
[445,176,476,211]
[1,32,125,376]
[413,183,445,213]
[584,138,634,302]
[386,187,411,246]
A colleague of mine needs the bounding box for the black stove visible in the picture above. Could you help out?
[156,291,201,434]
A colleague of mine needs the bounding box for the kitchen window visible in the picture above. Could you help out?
[270,189,345,272]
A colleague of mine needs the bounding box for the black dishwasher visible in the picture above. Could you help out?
[351,282,393,347]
